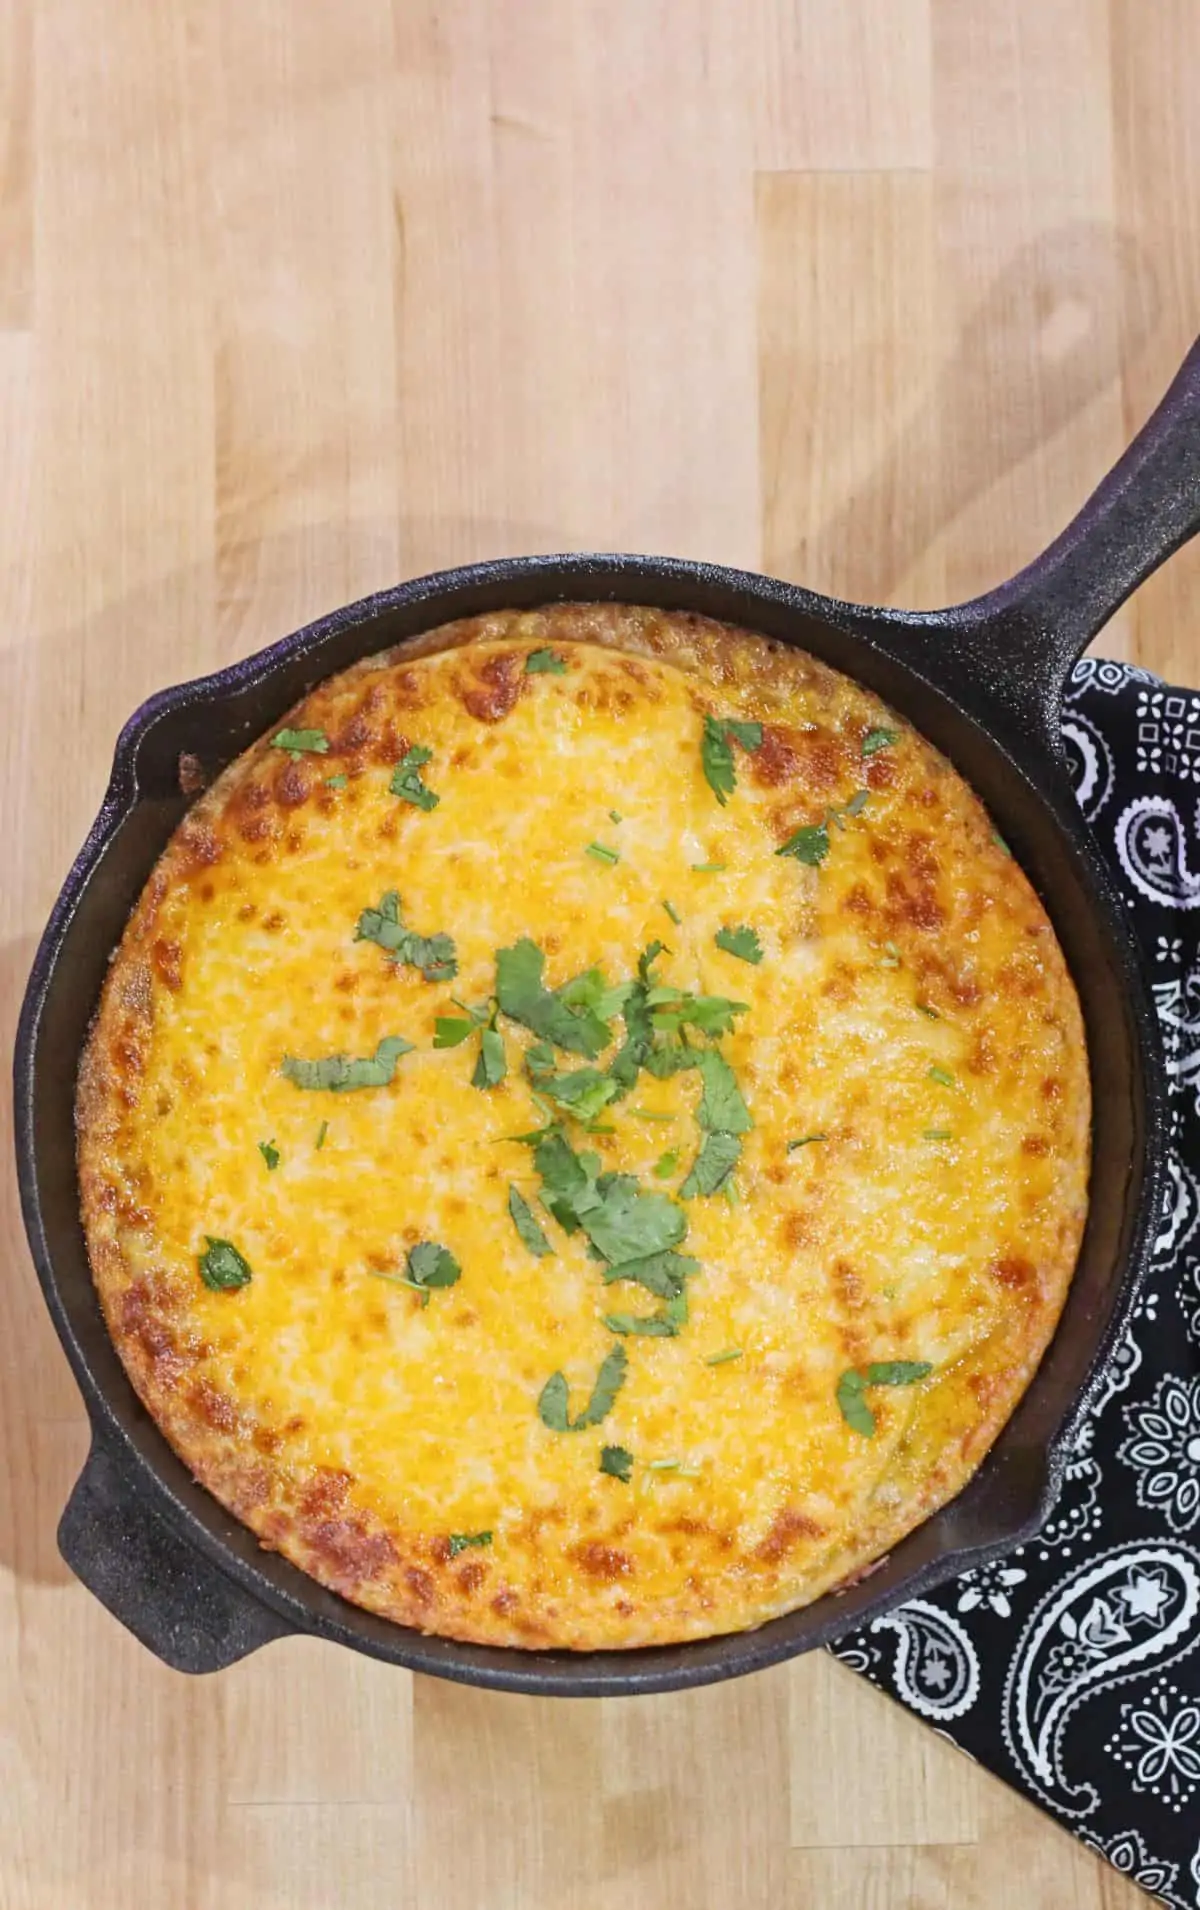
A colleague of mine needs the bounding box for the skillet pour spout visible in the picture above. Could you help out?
[12,337,1200,1691]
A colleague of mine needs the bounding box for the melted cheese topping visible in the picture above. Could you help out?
[77,606,1090,1648]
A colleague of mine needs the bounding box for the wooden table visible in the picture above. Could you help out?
[3,3,1197,1904]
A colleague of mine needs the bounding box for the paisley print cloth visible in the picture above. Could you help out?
[836,660,1200,1908]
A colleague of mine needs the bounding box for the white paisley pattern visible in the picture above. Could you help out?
[834,662,1200,1908]
[1118,1378,1200,1535]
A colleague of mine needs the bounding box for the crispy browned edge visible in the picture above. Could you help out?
[76,604,1091,1649]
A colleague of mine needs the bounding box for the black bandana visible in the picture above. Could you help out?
[836,660,1200,1907]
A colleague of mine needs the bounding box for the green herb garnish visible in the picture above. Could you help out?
[271,728,328,757]
[691,861,726,873]
[861,727,898,756]
[525,648,567,674]
[663,899,681,926]
[495,939,621,1058]
[701,713,764,804]
[653,1150,679,1178]
[787,1133,826,1150]
[696,1050,752,1135]
[325,773,348,789]
[927,1064,956,1088]
[916,1002,940,1019]
[599,1444,633,1482]
[538,1345,627,1431]
[704,1347,744,1367]
[776,821,830,866]
[836,1361,933,1436]
[401,1241,461,1307]
[198,1237,252,1292]
[316,1120,328,1150]
[714,924,763,965]
[355,891,457,983]
[389,744,439,811]
[843,788,871,817]
[280,1034,413,1092]
[434,1016,475,1048]
[508,1186,553,1258]
[681,1130,741,1199]
[471,1026,507,1089]
[448,1530,493,1556]
[586,841,620,866]
[258,1139,280,1171]
[924,1127,953,1142]
[609,810,623,824]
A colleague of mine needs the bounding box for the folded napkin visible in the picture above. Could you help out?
[836,660,1200,1908]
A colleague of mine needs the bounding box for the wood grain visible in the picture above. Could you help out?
[2,1,1195,1903]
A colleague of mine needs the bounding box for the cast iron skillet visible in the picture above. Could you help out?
[13,340,1200,1694]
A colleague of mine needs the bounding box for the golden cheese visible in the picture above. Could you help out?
[77,604,1090,1649]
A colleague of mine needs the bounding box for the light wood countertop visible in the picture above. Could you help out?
[2,2,1197,1905]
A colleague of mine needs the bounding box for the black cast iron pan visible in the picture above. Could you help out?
[14,339,1200,1694]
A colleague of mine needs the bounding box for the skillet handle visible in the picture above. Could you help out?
[59,1426,294,1673]
[952,335,1200,734]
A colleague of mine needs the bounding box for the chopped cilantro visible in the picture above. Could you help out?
[325,773,348,789]
[701,713,764,804]
[776,821,830,866]
[434,1016,475,1048]
[316,1120,328,1150]
[525,648,567,674]
[601,1248,698,1298]
[714,924,763,965]
[681,1131,741,1199]
[603,1293,686,1337]
[538,1344,627,1431]
[586,841,620,866]
[837,1361,933,1436]
[647,987,748,1040]
[861,727,898,756]
[280,1034,413,1092]
[198,1237,252,1292]
[580,1173,688,1265]
[609,810,623,824]
[271,727,328,757]
[600,1445,633,1482]
[691,861,726,873]
[924,1127,953,1142]
[495,939,619,1058]
[696,1050,752,1135]
[927,1064,956,1088]
[448,1530,492,1556]
[402,1241,461,1307]
[787,1133,826,1150]
[471,1026,507,1089]
[527,1048,620,1123]
[389,744,439,811]
[663,899,681,926]
[643,1043,702,1079]
[653,1150,679,1178]
[508,1185,553,1257]
[258,1139,280,1172]
[916,1002,940,1019]
[704,1347,744,1366]
[355,891,457,983]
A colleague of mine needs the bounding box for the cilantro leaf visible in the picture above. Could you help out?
[701,714,764,805]
[258,1139,280,1171]
[600,1445,633,1482]
[525,648,567,675]
[434,1016,475,1048]
[577,1172,688,1264]
[836,1369,876,1436]
[777,822,830,865]
[601,1249,699,1298]
[837,1361,933,1435]
[271,728,328,757]
[495,939,615,1058]
[653,1150,679,1178]
[604,1285,689,1337]
[527,1060,619,1124]
[448,1530,492,1556]
[928,1064,956,1088]
[471,1026,507,1089]
[647,989,748,1039]
[704,1347,744,1366]
[389,745,439,811]
[316,1120,328,1150]
[681,1130,741,1199]
[537,1345,628,1431]
[714,924,763,965]
[325,773,348,790]
[788,1133,826,1150]
[198,1237,252,1291]
[643,1042,702,1079]
[355,891,457,983]
[663,899,681,925]
[280,1034,413,1092]
[508,1186,553,1257]
[402,1241,461,1307]
[862,727,898,756]
[696,1050,752,1135]
[586,841,619,866]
